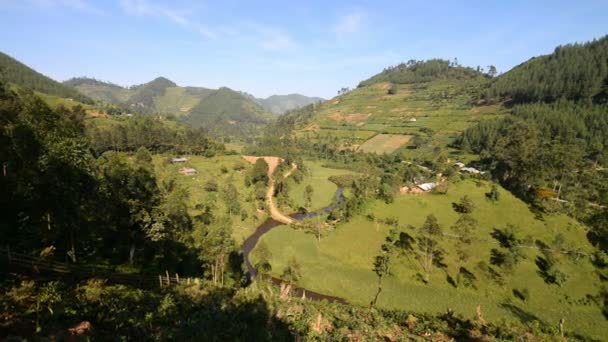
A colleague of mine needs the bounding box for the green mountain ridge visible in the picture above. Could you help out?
[0,51,93,104]
[185,87,273,136]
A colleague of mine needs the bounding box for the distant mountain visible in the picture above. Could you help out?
[66,77,270,136]
[65,77,216,114]
[186,87,273,136]
[63,77,130,104]
[255,94,324,115]
[123,77,177,114]
[0,52,93,104]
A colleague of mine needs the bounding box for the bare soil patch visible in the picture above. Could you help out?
[344,113,370,124]
[242,156,282,177]
[328,112,343,122]
[87,110,107,117]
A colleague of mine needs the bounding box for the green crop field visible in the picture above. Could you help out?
[280,161,357,212]
[252,179,606,340]
[358,134,413,154]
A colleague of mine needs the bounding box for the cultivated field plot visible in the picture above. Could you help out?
[358,134,412,154]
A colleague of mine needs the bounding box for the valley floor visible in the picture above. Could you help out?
[251,177,606,340]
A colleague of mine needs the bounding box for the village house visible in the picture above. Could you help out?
[171,157,188,163]
[417,182,437,192]
[179,167,197,176]
[461,167,481,174]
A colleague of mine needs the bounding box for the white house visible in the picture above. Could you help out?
[461,167,481,174]
[417,182,437,192]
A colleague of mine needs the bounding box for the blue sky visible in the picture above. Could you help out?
[0,0,606,98]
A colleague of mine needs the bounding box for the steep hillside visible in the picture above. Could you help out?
[185,87,273,136]
[0,51,93,104]
[486,35,608,103]
[278,63,500,158]
[256,94,324,114]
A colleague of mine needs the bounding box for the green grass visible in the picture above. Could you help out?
[281,161,357,212]
[153,154,266,244]
[253,179,606,340]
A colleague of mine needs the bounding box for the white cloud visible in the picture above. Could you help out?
[119,1,296,50]
[119,0,217,39]
[334,9,366,39]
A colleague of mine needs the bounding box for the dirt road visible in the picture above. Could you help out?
[242,156,297,224]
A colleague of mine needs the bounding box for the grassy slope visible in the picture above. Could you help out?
[281,161,357,212]
[154,87,212,115]
[153,155,266,244]
[253,179,605,339]
[295,79,506,158]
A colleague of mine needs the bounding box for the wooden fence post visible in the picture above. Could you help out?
[175,273,179,284]
[165,270,170,286]
[159,275,163,287]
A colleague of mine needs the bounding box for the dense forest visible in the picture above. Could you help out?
[485,36,608,103]
[0,52,93,104]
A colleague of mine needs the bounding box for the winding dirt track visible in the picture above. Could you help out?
[242,156,297,224]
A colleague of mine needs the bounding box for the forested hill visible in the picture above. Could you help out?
[458,36,608,252]
[358,59,486,87]
[185,87,273,136]
[0,52,93,104]
[486,35,608,103]
[124,77,177,114]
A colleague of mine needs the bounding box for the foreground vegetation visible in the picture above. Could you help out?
[0,273,582,341]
